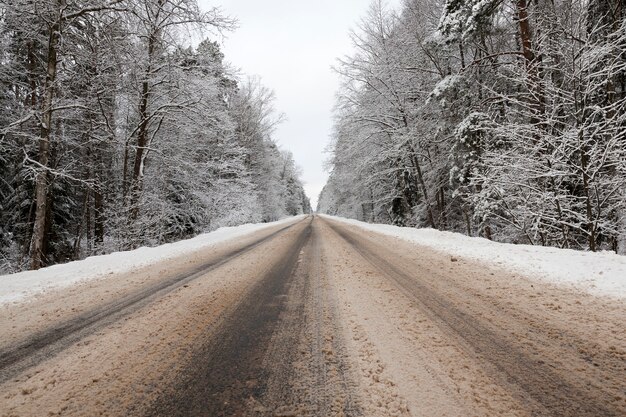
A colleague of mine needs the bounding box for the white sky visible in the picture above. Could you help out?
[197,0,402,209]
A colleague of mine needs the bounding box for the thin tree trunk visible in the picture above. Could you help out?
[580,143,597,251]
[94,187,105,244]
[439,187,447,230]
[463,208,472,236]
[27,41,37,107]
[410,154,437,229]
[74,189,90,258]
[122,138,130,199]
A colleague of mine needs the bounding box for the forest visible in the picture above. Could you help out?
[319,0,626,253]
[0,0,310,272]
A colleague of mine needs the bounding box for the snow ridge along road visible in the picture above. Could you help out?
[1,215,624,416]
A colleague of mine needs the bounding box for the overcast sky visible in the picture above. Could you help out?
[197,0,402,209]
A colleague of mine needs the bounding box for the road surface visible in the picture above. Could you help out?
[1,216,624,416]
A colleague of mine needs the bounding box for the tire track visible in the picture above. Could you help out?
[257,222,360,416]
[144,219,312,416]
[324,218,622,417]
[0,219,303,384]
[145,217,361,417]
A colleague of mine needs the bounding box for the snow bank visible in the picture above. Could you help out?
[323,215,626,299]
[0,216,305,305]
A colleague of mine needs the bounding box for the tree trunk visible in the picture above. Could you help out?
[517,0,535,66]
[27,40,38,107]
[463,208,472,236]
[73,189,90,258]
[94,187,105,244]
[516,0,545,126]
[439,187,447,230]
[410,154,437,229]
[580,143,597,251]
[30,20,60,270]
[130,30,159,220]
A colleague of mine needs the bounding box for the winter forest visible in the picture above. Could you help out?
[319,0,626,253]
[1,0,625,274]
[0,0,311,272]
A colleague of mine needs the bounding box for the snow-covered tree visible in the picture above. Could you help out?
[321,0,626,253]
[0,1,309,272]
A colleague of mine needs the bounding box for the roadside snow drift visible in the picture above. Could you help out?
[322,215,626,299]
[0,216,304,305]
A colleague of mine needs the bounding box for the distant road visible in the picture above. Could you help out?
[1,216,624,416]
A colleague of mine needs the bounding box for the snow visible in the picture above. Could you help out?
[322,215,626,299]
[429,74,463,100]
[0,216,305,305]
[4,213,622,306]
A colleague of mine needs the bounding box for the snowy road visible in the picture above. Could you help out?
[1,216,624,416]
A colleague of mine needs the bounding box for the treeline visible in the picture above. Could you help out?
[0,0,310,272]
[319,0,625,252]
